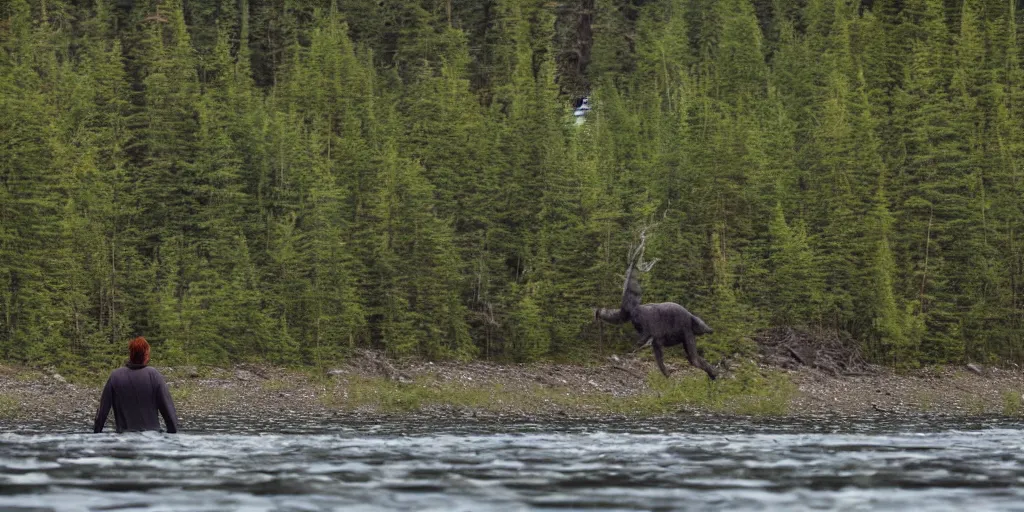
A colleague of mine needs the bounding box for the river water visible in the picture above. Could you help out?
[1,414,1022,511]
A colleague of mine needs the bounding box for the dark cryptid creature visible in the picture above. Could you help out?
[594,232,717,380]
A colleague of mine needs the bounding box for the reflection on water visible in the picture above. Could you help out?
[1,415,1022,511]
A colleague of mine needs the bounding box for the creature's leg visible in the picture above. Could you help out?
[631,336,652,356]
[683,329,717,380]
[652,339,671,377]
[636,336,653,349]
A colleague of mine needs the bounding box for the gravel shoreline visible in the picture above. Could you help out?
[2,351,1022,429]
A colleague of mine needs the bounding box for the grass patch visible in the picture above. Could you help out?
[170,384,195,404]
[14,369,46,383]
[169,383,231,409]
[923,364,946,378]
[635,364,796,416]
[1001,390,1022,416]
[321,365,796,417]
[260,378,295,393]
[966,397,988,416]
[59,365,114,388]
[323,374,573,413]
[914,390,940,413]
[321,373,622,414]
[0,394,21,419]
[301,368,334,388]
[170,365,213,380]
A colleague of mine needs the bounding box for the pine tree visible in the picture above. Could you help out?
[767,203,826,326]
[709,0,769,104]
[866,186,919,364]
[367,140,473,359]
[891,0,967,362]
[38,0,140,365]
[78,32,139,356]
[947,0,1004,362]
[0,0,64,362]
[264,211,303,363]
[507,283,548,362]
[299,126,367,364]
[132,0,201,246]
[704,232,759,360]
[986,0,1024,361]
[635,0,693,108]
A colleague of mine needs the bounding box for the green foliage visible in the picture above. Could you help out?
[867,187,919,365]
[323,367,795,416]
[1001,390,1022,417]
[507,286,549,362]
[638,363,796,416]
[1,0,1023,369]
[0,394,20,419]
[324,374,590,413]
[767,203,826,326]
[704,233,759,360]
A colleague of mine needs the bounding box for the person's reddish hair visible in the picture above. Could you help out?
[129,336,150,365]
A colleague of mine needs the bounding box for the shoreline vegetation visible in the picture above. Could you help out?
[2,351,1023,428]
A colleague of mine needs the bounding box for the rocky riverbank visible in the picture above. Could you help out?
[1,350,1022,430]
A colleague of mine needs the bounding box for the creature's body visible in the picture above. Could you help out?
[595,244,717,380]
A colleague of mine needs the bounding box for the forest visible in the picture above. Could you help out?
[2,0,1023,370]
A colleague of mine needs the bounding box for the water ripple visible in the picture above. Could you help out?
[0,415,1022,511]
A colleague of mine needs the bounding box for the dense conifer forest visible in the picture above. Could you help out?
[2,0,1023,369]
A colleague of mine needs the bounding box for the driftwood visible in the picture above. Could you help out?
[755,326,875,375]
[786,345,806,366]
[353,349,411,383]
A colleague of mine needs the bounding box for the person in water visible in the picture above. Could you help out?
[93,336,180,433]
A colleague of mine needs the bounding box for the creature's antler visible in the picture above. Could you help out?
[628,226,659,273]
[597,225,658,324]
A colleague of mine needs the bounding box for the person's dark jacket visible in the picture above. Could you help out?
[93,363,180,433]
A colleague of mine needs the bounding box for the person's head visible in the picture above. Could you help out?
[129,336,150,365]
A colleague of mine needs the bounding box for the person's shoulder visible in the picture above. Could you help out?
[143,366,167,380]
[106,366,130,384]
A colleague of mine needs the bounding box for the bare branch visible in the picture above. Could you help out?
[628,224,659,273]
